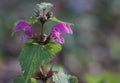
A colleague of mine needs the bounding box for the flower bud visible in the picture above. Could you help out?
[39,16,47,23]
[35,10,41,17]
[46,11,53,19]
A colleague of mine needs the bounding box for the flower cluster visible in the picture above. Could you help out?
[50,22,72,44]
[14,20,34,42]
[14,20,72,44]
[13,2,77,83]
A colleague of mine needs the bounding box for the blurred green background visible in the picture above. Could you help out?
[0,0,120,83]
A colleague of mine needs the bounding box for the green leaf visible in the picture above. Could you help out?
[52,69,78,83]
[102,72,119,83]
[84,74,103,83]
[19,43,61,83]
[84,72,120,83]
[37,2,53,10]
[14,75,31,83]
[14,75,37,83]
[69,76,78,83]
[14,75,25,83]
[27,17,37,24]
[50,17,74,26]
[31,78,37,83]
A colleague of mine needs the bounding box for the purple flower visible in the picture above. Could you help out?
[14,20,34,42]
[24,27,33,37]
[50,22,73,44]
[52,22,73,34]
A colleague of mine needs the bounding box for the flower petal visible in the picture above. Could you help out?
[25,27,34,37]
[55,36,64,44]
[50,30,61,38]
[52,22,73,34]
[50,22,72,44]
[14,20,32,31]
[14,20,34,43]
[65,23,73,34]
[20,35,27,43]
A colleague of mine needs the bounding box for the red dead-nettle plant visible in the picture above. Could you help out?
[13,2,78,83]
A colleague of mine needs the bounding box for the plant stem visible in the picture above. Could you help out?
[41,64,47,83]
[41,9,46,35]
[44,35,50,44]
[41,64,46,76]
[40,9,46,42]
[40,21,45,42]
[41,23,44,36]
